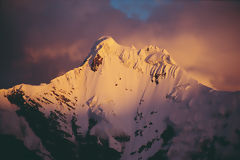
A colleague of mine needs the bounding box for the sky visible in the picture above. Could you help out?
[1,0,240,91]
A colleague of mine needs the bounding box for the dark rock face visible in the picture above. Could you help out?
[0,134,42,160]
[6,90,121,160]
[150,64,167,85]
[0,134,43,160]
[7,90,76,160]
[91,54,103,72]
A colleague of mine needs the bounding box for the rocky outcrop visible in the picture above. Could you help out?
[91,54,103,72]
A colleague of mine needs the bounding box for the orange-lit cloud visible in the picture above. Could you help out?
[1,0,240,91]
[25,40,89,63]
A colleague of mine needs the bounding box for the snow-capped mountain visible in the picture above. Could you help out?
[0,36,240,160]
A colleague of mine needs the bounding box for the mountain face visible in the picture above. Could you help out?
[0,36,240,160]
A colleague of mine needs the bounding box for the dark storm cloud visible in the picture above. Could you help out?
[0,0,127,88]
[1,0,240,91]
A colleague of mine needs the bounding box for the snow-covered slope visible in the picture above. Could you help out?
[0,36,240,160]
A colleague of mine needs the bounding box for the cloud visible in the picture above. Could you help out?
[1,0,240,91]
[114,1,240,91]
[25,40,89,62]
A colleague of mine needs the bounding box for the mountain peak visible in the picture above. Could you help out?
[86,36,180,85]
[96,36,117,45]
[88,36,120,61]
[93,36,119,52]
[91,36,175,64]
